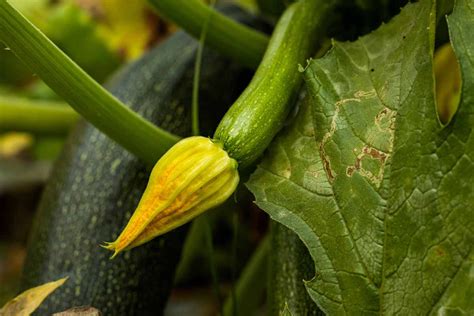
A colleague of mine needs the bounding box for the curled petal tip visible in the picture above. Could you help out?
[100,242,121,259]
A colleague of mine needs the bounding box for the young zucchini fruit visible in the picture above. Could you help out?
[214,0,332,168]
[106,0,334,255]
[20,6,254,314]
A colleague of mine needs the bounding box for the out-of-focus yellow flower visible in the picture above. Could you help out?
[97,0,157,60]
[104,136,239,257]
[434,42,462,124]
[0,132,33,158]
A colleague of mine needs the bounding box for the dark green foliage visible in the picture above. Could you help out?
[256,0,291,18]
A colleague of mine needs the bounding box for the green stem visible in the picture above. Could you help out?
[0,0,180,165]
[174,217,207,284]
[0,97,79,134]
[229,212,239,316]
[223,235,269,316]
[192,0,216,136]
[204,218,223,314]
[174,201,230,285]
[191,39,203,136]
[147,0,269,69]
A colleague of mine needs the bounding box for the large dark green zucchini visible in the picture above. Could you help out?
[268,221,324,316]
[20,7,254,315]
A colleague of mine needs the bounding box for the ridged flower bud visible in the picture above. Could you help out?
[104,136,239,257]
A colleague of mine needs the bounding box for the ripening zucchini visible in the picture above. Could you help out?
[20,6,255,315]
[105,0,335,256]
[268,222,324,316]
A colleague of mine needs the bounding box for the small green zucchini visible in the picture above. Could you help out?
[215,0,334,168]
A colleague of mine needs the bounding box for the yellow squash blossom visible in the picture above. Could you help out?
[104,136,239,257]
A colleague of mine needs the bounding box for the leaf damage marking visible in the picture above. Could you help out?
[346,145,388,187]
[346,106,396,187]
[375,107,396,138]
[354,89,377,99]
[320,89,377,183]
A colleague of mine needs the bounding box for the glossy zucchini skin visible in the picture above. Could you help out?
[214,0,333,168]
[20,7,254,315]
[269,221,324,316]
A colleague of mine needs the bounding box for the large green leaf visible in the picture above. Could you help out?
[247,0,474,314]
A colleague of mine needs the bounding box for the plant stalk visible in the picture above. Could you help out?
[223,235,269,316]
[0,97,78,134]
[191,0,216,136]
[204,218,223,314]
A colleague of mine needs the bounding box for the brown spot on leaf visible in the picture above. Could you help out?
[362,146,388,163]
[435,246,445,257]
[345,145,389,187]
[346,166,356,177]
[320,143,336,182]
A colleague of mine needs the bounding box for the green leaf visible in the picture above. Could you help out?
[247,0,474,314]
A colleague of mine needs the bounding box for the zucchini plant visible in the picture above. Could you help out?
[0,0,472,314]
